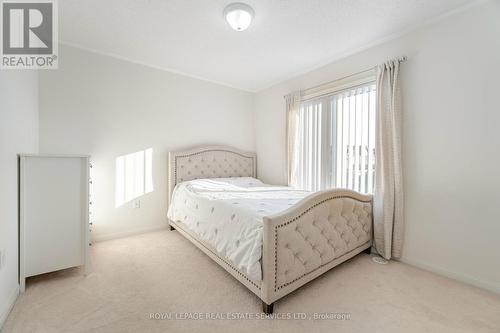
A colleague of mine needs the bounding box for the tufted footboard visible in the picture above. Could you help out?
[167,146,374,313]
[260,189,372,305]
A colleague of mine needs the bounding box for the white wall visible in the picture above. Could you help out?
[0,71,39,326]
[39,45,255,241]
[34,0,500,295]
[255,1,500,293]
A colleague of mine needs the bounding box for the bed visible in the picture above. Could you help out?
[167,145,373,314]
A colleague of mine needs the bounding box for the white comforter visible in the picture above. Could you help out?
[167,177,310,281]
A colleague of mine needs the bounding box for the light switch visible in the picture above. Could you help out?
[133,199,140,209]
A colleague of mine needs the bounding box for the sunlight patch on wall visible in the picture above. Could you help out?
[115,148,153,207]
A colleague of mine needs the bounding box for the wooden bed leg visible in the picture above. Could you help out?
[262,301,274,314]
[169,225,175,231]
[363,247,371,254]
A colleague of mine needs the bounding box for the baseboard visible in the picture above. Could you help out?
[0,285,19,331]
[400,256,500,294]
[91,224,168,243]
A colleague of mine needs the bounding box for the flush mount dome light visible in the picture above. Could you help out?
[224,3,254,31]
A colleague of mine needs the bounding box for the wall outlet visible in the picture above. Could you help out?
[133,199,140,209]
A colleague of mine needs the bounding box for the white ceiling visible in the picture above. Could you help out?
[59,0,472,91]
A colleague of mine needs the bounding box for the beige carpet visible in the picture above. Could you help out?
[3,230,500,333]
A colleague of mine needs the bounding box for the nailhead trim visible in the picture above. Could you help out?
[168,148,259,291]
[173,149,256,188]
[274,195,371,291]
[275,242,370,291]
[173,221,261,290]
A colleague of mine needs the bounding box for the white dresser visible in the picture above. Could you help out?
[19,155,90,291]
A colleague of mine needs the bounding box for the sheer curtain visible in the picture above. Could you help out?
[286,61,404,260]
[287,82,377,193]
[373,60,404,260]
[285,92,301,186]
[293,96,329,191]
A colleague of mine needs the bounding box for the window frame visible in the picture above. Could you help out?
[292,71,377,193]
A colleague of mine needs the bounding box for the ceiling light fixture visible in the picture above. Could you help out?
[224,3,254,32]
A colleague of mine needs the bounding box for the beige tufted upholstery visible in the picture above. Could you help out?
[274,197,371,289]
[168,146,256,202]
[262,189,372,304]
[168,146,372,309]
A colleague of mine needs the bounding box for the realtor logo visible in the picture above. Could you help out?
[1,0,58,69]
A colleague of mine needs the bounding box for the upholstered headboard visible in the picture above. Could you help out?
[168,146,257,202]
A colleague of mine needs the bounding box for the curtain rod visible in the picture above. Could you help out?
[284,56,407,98]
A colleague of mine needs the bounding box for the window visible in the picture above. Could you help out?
[291,81,376,194]
[115,148,153,207]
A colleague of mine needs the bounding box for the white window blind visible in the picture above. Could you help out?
[292,81,376,194]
